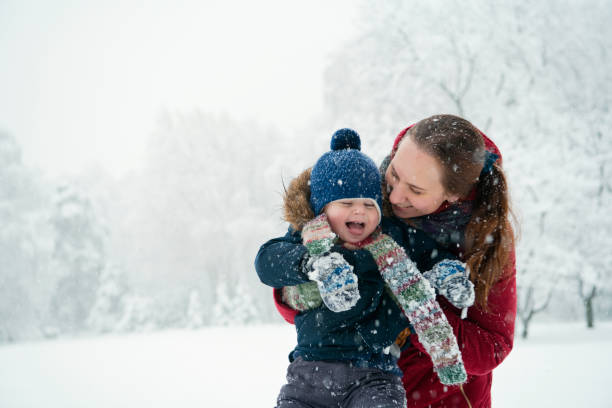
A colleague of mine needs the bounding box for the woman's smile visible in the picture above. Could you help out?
[392,204,413,214]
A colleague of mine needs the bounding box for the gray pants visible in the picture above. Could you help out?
[277,358,406,408]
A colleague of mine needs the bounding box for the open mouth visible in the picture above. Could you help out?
[346,221,365,234]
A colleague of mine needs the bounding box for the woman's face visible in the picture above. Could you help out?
[385,136,459,220]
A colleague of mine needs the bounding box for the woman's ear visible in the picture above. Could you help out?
[445,193,461,203]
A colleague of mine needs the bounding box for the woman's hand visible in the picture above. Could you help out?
[423,260,475,309]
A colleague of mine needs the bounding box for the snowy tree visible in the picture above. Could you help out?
[516,245,563,339]
[86,264,129,333]
[578,273,598,329]
[109,111,301,326]
[0,132,53,342]
[186,289,205,329]
[322,0,612,148]
[115,294,157,332]
[49,185,107,334]
[211,281,232,326]
[211,279,259,326]
[232,280,259,325]
[321,0,612,324]
[562,110,612,328]
[518,285,552,339]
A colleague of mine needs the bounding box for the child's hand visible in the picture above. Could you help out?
[301,214,336,256]
[306,252,360,312]
[423,260,475,309]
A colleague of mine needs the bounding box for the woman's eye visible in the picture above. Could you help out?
[411,189,422,195]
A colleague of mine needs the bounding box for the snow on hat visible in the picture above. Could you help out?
[309,128,382,221]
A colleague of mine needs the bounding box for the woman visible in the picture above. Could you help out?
[261,114,517,407]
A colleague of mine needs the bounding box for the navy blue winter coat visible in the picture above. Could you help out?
[255,216,455,372]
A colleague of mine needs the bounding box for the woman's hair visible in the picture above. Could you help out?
[409,114,515,309]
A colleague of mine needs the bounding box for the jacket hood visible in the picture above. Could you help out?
[379,155,395,218]
[380,124,503,216]
[283,168,315,231]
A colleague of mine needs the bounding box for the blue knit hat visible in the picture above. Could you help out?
[310,128,382,221]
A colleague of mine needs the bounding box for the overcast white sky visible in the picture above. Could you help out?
[0,0,357,177]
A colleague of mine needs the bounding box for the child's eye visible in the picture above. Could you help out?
[340,202,352,206]
[364,203,375,208]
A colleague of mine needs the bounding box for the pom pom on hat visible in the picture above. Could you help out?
[310,129,382,220]
[330,128,361,151]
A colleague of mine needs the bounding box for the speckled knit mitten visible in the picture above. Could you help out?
[302,214,337,256]
[358,230,467,386]
[301,214,360,312]
[423,260,475,310]
[281,282,322,311]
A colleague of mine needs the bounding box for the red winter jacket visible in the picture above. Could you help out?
[398,251,516,407]
[273,128,516,407]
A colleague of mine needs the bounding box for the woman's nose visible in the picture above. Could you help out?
[388,185,399,204]
[388,185,404,205]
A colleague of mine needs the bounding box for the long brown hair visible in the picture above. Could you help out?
[409,114,515,309]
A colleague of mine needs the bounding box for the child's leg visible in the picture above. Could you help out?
[343,369,406,408]
[276,358,340,408]
[277,358,406,408]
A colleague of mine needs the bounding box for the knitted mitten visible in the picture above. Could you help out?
[358,231,467,385]
[423,260,475,310]
[302,214,337,256]
[301,214,360,312]
[281,282,322,311]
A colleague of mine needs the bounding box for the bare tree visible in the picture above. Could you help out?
[577,276,598,329]
[518,280,553,339]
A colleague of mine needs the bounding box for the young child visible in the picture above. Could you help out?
[255,129,473,408]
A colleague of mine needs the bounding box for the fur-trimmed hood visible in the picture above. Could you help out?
[283,168,315,231]
[283,165,394,231]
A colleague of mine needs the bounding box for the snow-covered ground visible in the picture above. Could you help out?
[0,321,611,407]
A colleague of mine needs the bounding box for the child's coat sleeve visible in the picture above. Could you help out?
[255,228,310,288]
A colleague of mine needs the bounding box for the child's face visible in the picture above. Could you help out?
[324,198,379,244]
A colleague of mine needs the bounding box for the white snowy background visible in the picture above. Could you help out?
[1,0,611,406]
